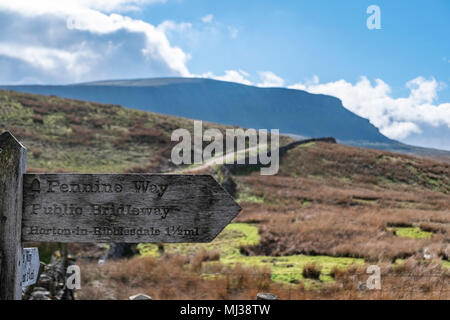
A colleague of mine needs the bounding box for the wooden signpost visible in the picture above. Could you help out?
[0,132,241,300]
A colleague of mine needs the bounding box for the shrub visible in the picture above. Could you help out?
[32,114,44,124]
[191,249,221,272]
[129,126,167,144]
[32,149,42,159]
[67,114,82,125]
[302,262,322,280]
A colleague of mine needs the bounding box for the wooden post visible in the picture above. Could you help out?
[0,132,241,299]
[0,132,27,300]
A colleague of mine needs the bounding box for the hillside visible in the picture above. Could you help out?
[1,89,449,300]
[232,141,450,260]
[1,77,391,143]
[1,89,287,173]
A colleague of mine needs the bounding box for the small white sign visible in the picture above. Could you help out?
[22,248,40,288]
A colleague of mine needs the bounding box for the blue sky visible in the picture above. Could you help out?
[0,0,449,150]
[138,0,450,101]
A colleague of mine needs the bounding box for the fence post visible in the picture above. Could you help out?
[0,132,27,300]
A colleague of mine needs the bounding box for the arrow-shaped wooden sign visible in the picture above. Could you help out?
[1,131,242,300]
[22,174,241,243]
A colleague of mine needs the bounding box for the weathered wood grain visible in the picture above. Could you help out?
[22,174,241,243]
[0,132,27,300]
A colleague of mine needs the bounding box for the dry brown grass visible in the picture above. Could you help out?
[302,263,322,279]
[191,249,221,272]
[235,142,450,262]
[75,254,449,300]
[76,255,274,300]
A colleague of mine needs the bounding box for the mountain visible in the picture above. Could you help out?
[2,77,450,161]
[1,77,390,143]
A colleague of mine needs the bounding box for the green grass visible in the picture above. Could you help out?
[138,223,260,259]
[298,141,316,148]
[302,199,312,207]
[388,227,432,239]
[138,223,363,285]
[236,192,265,204]
[352,197,377,205]
[218,254,363,285]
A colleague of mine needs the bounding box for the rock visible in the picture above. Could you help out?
[256,292,278,300]
[30,290,51,300]
[358,282,368,291]
[129,293,153,300]
[56,289,65,299]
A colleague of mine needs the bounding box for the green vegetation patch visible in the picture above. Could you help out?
[218,254,363,285]
[302,199,312,207]
[139,223,260,259]
[352,197,377,205]
[236,192,265,204]
[138,223,363,285]
[388,227,432,239]
[298,141,316,148]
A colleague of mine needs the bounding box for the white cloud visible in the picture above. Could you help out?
[380,122,422,140]
[0,0,165,14]
[201,14,214,23]
[198,70,252,85]
[0,1,247,83]
[289,76,450,140]
[0,0,191,79]
[0,42,98,77]
[77,0,167,12]
[197,69,285,89]
[157,20,192,34]
[257,71,285,87]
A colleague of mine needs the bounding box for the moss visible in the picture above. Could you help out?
[219,254,363,284]
[302,199,312,207]
[139,223,260,259]
[298,141,316,148]
[236,193,265,204]
[388,227,432,239]
[352,197,377,205]
[138,223,363,285]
